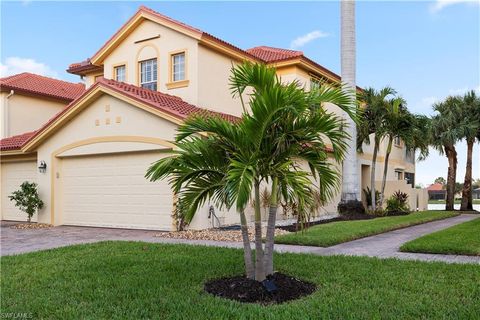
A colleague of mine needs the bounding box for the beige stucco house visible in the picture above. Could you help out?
[0,5,426,231]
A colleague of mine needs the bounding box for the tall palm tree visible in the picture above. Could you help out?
[340,0,362,210]
[459,90,480,211]
[147,63,352,281]
[431,97,463,211]
[357,87,396,210]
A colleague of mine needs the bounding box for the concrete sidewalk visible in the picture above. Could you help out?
[2,214,479,264]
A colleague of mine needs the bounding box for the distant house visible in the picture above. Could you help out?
[473,188,480,200]
[427,183,446,200]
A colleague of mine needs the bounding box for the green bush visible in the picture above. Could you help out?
[8,181,44,223]
[386,190,410,215]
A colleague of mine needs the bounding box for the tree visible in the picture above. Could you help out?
[459,91,480,210]
[434,177,446,186]
[147,62,352,281]
[357,87,396,210]
[339,0,363,213]
[430,97,464,210]
[8,181,44,223]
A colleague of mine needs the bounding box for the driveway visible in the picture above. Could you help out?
[2,215,479,265]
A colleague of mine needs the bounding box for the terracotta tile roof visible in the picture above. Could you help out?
[68,6,258,75]
[0,73,85,101]
[7,78,239,152]
[97,78,239,123]
[427,183,445,191]
[246,46,304,62]
[0,131,36,151]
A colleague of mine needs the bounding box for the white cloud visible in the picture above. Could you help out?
[448,85,480,95]
[0,57,58,78]
[290,30,329,49]
[430,0,479,13]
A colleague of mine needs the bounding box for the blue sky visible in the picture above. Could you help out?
[1,0,479,185]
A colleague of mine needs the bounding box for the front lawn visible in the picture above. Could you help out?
[275,211,458,247]
[1,242,479,319]
[401,217,480,256]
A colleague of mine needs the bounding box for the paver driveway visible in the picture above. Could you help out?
[2,215,479,264]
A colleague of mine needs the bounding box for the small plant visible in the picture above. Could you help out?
[363,187,381,207]
[8,181,44,223]
[386,190,410,215]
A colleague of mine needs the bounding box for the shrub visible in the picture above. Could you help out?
[8,181,44,223]
[386,190,410,215]
[363,187,381,207]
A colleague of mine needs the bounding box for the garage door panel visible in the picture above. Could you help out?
[61,152,173,230]
[1,161,38,222]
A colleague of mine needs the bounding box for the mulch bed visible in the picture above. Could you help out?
[277,213,375,232]
[10,223,54,230]
[204,272,316,304]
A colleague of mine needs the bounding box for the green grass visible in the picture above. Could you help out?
[428,199,480,204]
[401,217,480,256]
[275,211,458,247]
[1,242,479,319]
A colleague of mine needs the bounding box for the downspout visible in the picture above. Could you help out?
[4,90,14,138]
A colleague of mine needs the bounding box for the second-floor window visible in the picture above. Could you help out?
[172,52,185,82]
[114,65,126,82]
[394,136,402,146]
[140,59,157,90]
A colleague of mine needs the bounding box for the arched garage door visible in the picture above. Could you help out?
[60,151,173,230]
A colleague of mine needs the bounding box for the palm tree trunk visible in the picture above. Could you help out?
[370,138,379,210]
[264,177,278,276]
[253,179,266,281]
[340,0,360,202]
[239,209,254,279]
[445,145,457,211]
[460,139,474,211]
[379,137,393,207]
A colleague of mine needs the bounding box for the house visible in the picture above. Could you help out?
[427,183,446,200]
[0,5,425,230]
[473,188,480,200]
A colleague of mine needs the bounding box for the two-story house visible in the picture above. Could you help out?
[0,5,425,230]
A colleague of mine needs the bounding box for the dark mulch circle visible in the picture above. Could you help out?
[204,272,316,305]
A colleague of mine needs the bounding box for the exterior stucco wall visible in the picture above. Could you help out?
[101,20,199,106]
[34,94,180,225]
[1,93,66,138]
[197,45,243,116]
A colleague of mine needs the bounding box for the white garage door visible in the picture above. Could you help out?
[1,161,38,222]
[61,152,173,230]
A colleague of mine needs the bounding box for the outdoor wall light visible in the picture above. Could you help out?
[38,161,47,173]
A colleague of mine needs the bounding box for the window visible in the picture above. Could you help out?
[310,77,321,91]
[140,59,157,90]
[394,136,402,146]
[395,170,403,181]
[114,65,126,82]
[172,52,185,82]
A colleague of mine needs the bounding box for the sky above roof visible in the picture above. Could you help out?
[1,0,478,185]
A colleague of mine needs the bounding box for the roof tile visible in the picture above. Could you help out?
[0,73,85,101]
[0,131,36,151]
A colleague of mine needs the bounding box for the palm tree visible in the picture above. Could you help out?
[340,0,362,210]
[431,97,463,210]
[357,87,396,210]
[378,97,408,205]
[147,63,352,281]
[459,91,480,211]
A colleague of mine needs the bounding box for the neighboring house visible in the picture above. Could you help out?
[0,73,85,139]
[473,188,480,200]
[0,5,424,230]
[427,183,446,200]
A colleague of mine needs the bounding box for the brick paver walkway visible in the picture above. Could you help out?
[2,214,479,264]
